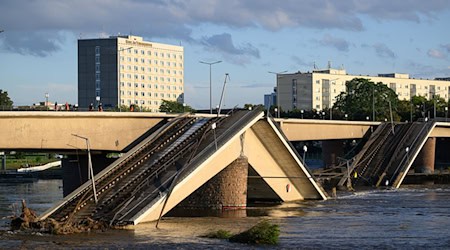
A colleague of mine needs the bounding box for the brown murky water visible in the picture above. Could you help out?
[1,180,450,249]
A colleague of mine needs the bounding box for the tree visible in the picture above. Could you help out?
[333,78,399,121]
[0,89,13,109]
[159,100,194,113]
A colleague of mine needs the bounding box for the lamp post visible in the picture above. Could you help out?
[117,46,132,111]
[268,70,287,119]
[322,111,325,120]
[300,109,304,119]
[200,60,222,114]
[96,96,100,111]
[45,93,49,111]
[71,134,98,204]
[405,146,410,166]
[345,114,348,120]
[302,145,308,166]
[445,106,448,122]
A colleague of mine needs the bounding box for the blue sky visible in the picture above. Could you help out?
[1,0,450,109]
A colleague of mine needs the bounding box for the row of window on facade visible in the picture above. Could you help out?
[120,98,166,109]
[121,91,179,99]
[120,82,183,90]
[117,47,183,60]
[119,66,183,76]
[120,56,183,68]
[120,74,183,83]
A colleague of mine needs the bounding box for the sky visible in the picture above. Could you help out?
[1,0,450,109]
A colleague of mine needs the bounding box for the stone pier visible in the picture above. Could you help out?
[170,156,249,217]
[413,137,436,174]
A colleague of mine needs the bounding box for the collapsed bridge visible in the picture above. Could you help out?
[39,109,327,227]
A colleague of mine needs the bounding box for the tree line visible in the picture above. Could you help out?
[274,78,450,122]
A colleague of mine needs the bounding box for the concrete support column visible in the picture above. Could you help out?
[171,156,248,217]
[62,153,115,196]
[322,140,344,168]
[414,137,436,174]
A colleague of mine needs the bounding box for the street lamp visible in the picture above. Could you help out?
[274,108,278,118]
[322,111,325,120]
[300,109,304,119]
[96,96,100,110]
[117,46,132,111]
[45,93,49,111]
[268,70,287,119]
[200,60,222,114]
[302,145,308,166]
[445,106,448,122]
[345,114,348,120]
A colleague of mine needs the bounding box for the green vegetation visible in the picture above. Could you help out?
[203,229,233,239]
[159,99,195,113]
[0,89,13,110]
[279,77,449,122]
[229,220,280,245]
[4,153,59,170]
[333,78,399,121]
[204,221,280,245]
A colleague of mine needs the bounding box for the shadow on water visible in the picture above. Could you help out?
[1,182,450,249]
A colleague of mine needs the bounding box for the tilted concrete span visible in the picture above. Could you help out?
[39,109,327,227]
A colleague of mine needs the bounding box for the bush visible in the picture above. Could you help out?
[229,220,280,245]
[203,229,232,239]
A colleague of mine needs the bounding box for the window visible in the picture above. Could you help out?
[95,46,100,55]
[95,56,100,63]
[141,84,145,88]
[135,83,139,88]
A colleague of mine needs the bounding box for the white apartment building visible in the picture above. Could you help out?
[276,68,450,111]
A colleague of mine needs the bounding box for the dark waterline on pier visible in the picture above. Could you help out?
[1,180,450,249]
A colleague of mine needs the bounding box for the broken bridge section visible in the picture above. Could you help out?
[39,109,326,227]
[344,121,436,189]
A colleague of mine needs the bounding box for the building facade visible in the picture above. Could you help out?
[78,35,184,111]
[276,68,450,112]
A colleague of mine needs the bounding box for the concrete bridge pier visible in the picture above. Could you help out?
[169,156,249,217]
[322,140,344,168]
[413,137,436,174]
[62,154,115,196]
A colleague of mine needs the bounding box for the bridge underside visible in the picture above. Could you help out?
[39,110,326,227]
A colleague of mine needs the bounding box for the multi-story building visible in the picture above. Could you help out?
[275,68,450,111]
[78,35,184,111]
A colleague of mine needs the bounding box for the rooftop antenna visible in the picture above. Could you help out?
[328,60,331,69]
[340,64,344,70]
[313,62,317,69]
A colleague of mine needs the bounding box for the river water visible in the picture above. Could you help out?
[1,180,450,249]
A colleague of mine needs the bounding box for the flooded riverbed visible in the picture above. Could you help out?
[1,180,450,249]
